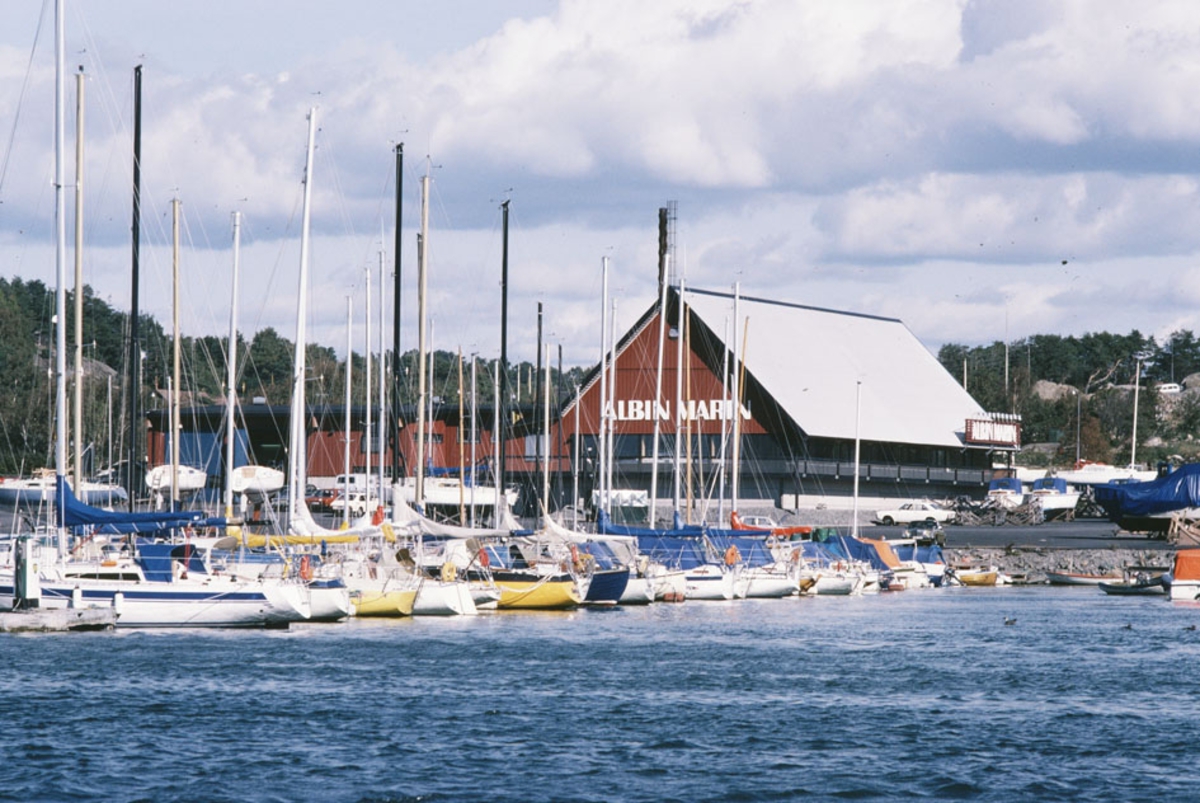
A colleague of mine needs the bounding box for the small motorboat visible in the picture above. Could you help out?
[1046,571,1117,586]
[951,567,999,587]
[1099,577,1165,596]
[1099,567,1168,596]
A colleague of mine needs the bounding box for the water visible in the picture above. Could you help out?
[3,587,1200,802]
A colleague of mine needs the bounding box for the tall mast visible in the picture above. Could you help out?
[605,299,616,512]
[649,257,669,526]
[391,143,403,482]
[597,256,608,512]
[498,201,510,502]
[535,302,543,507]
[673,280,685,512]
[364,262,372,498]
[223,212,241,518]
[126,64,143,511]
[731,283,743,511]
[852,380,862,539]
[542,343,551,520]
[171,198,181,510]
[288,108,318,521]
[342,297,352,526]
[378,247,387,505]
[415,172,429,508]
[470,354,477,528]
[53,0,67,550]
[72,67,84,493]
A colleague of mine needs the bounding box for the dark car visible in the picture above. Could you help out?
[903,520,946,547]
[305,485,340,512]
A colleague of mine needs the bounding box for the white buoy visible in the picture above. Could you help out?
[71,586,82,609]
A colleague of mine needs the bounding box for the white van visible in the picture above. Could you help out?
[1159,382,1182,394]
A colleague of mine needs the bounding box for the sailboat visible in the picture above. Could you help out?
[0,5,314,628]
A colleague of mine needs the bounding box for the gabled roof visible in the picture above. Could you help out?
[684,287,987,449]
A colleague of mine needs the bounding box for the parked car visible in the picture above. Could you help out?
[330,491,376,517]
[874,500,956,526]
[305,486,340,512]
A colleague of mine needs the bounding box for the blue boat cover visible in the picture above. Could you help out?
[1032,477,1068,494]
[635,535,712,570]
[597,508,767,539]
[1094,463,1200,519]
[58,476,226,535]
[989,477,1023,494]
[705,534,775,567]
[577,541,621,569]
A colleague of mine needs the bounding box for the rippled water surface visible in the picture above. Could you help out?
[3,587,1200,802]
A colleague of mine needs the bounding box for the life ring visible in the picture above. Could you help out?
[299,554,313,582]
[724,545,741,566]
[440,561,457,583]
[478,547,491,568]
[790,549,802,563]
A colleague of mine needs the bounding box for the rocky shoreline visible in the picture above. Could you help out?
[943,547,1172,583]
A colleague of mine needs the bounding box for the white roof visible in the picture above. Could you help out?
[685,288,987,449]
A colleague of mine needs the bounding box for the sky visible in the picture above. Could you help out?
[4,0,1200,371]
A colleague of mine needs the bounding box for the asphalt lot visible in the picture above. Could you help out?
[870,518,1174,551]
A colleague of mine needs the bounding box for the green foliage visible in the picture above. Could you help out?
[938,331,1197,467]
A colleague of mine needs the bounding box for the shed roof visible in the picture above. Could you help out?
[684,287,988,449]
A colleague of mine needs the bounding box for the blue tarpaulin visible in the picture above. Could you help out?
[1094,463,1200,519]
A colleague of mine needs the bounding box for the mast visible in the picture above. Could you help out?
[535,302,543,507]
[53,0,67,551]
[126,64,142,511]
[572,384,580,530]
[470,354,477,528]
[72,67,84,493]
[673,279,685,513]
[288,108,318,523]
[223,211,241,518]
[171,198,181,510]
[364,262,372,500]
[498,201,510,503]
[391,143,403,482]
[415,172,429,508]
[606,299,616,513]
[649,258,669,526]
[458,348,465,524]
[542,343,551,520]
[731,283,741,511]
[852,380,862,539]
[597,256,608,512]
[342,297,352,526]
[378,247,387,507]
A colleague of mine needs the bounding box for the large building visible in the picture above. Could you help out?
[148,285,1018,521]
[554,285,1018,519]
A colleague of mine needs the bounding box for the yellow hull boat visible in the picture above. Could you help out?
[351,588,417,617]
[492,572,581,610]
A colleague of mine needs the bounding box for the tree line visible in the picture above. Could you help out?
[938,330,1200,468]
[0,277,585,475]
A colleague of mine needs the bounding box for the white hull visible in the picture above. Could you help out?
[146,464,207,493]
[811,573,856,596]
[305,583,352,621]
[685,566,739,600]
[618,575,657,604]
[1168,579,1200,601]
[413,579,478,616]
[652,569,688,601]
[0,573,309,627]
[742,569,799,598]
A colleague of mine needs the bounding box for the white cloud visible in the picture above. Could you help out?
[6,0,1200,372]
